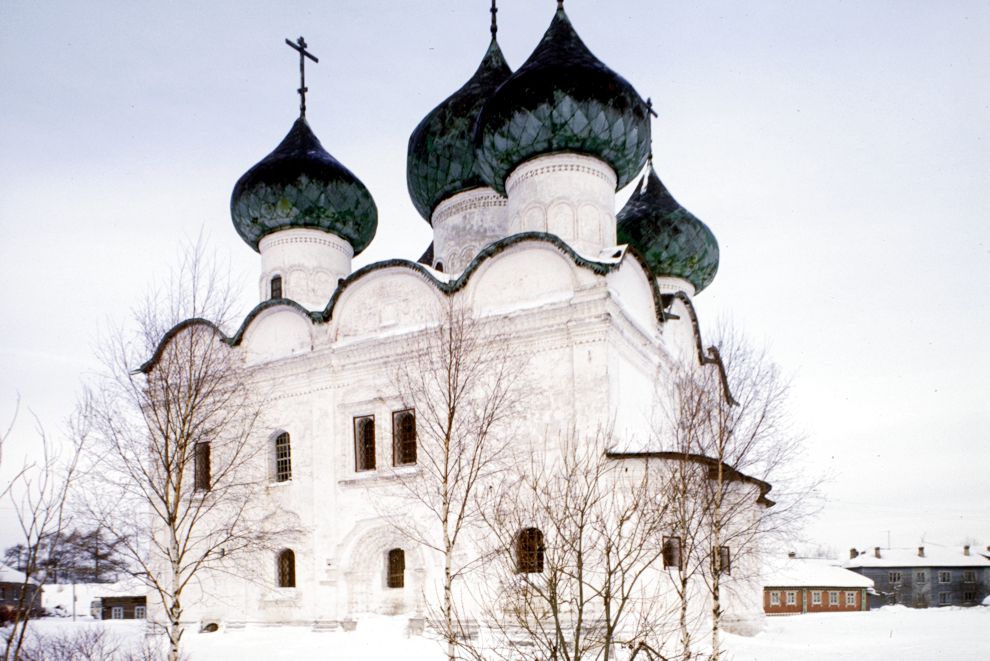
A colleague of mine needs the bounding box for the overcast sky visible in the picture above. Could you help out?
[1,0,988,555]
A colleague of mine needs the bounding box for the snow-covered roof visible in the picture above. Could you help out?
[0,563,38,585]
[763,557,873,589]
[844,546,990,569]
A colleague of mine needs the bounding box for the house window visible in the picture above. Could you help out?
[274,432,292,482]
[938,571,951,584]
[786,591,796,606]
[134,605,146,619]
[516,528,544,574]
[662,536,682,570]
[194,442,211,491]
[387,549,405,589]
[712,546,731,575]
[435,262,444,273]
[829,591,839,606]
[354,416,376,471]
[270,274,283,299]
[770,591,780,606]
[963,591,975,602]
[111,606,124,620]
[811,590,822,605]
[392,409,417,466]
[938,591,950,605]
[845,591,856,606]
[277,549,296,588]
[963,570,975,583]
[888,571,902,584]
[915,570,927,583]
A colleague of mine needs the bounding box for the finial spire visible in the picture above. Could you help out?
[285,36,319,118]
[491,0,498,38]
[557,0,564,11]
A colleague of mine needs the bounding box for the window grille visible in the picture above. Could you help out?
[194,442,211,491]
[277,549,296,588]
[275,432,292,482]
[770,591,780,606]
[387,549,405,588]
[845,591,856,606]
[392,410,417,466]
[354,416,376,471]
[516,528,544,573]
[888,571,902,584]
[270,275,283,299]
[134,606,146,619]
[938,571,951,584]
[811,590,822,605]
[786,591,796,606]
[829,591,839,606]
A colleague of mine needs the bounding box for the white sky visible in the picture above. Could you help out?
[1,0,988,554]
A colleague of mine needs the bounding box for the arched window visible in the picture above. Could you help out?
[274,432,292,482]
[270,274,283,299]
[516,528,544,574]
[354,416,376,471]
[277,549,295,588]
[434,262,444,273]
[387,548,405,589]
[392,409,417,466]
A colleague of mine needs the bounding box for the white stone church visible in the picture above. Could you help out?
[146,1,770,642]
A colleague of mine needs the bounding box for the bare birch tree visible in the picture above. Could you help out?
[659,326,816,660]
[0,403,83,661]
[77,238,283,661]
[383,301,522,661]
[478,434,677,661]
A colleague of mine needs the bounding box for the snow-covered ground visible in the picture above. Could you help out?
[17,606,990,660]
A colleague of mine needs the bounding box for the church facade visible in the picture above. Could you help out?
[145,2,769,644]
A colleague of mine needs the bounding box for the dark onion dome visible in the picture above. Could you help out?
[474,5,652,194]
[617,164,719,293]
[231,117,378,254]
[407,39,512,222]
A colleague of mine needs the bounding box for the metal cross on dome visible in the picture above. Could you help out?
[285,36,319,118]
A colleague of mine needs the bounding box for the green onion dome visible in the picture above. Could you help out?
[407,38,512,222]
[231,118,378,254]
[617,164,719,293]
[474,5,652,194]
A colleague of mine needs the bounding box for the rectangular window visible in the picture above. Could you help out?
[963,591,975,602]
[194,442,211,491]
[786,591,796,606]
[275,432,292,482]
[888,571,902,584]
[387,549,405,589]
[938,592,950,605]
[915,570,927,583]
[770,591,780,606]
[662,536,682,570]
[392,409,417,466]
[716,546,731,575]
[111,606,124,620]
[354,415,376,471]
[829,591,839,606]
[845,591,856,606]
[134,605,146,619]
[811,590,822,605]
[938,571,951,584]
[963,570,975,583]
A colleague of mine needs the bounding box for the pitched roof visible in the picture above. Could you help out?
[845,546,990,569]
[763,557,874,589]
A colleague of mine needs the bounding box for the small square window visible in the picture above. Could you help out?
[770,591,780,606]
[786,591,796,606]
[134,605,146,619]
[962,570,975,583]
[938,591,950,605]
[888,571,902,584]
[829,591,839,606]
[111,606,124,620]
[811,590,822,605]
[963,591,975,602]
[938,571,951,584]
[845,591,856,606]
[915,570,927,583]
